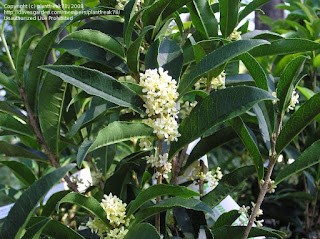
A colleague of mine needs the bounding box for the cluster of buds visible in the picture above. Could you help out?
[179,101,198,119]
[146,153,172,179]
[238,202,264,228]
[190,166,223,190]
[194,71,226,91]
[86,193,133,239]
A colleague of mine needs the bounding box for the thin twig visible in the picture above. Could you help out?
[0,32,16,71]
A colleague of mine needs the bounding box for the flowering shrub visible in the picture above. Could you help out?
[0,0,319,239]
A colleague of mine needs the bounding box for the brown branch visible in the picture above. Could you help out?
[19,87,78,192]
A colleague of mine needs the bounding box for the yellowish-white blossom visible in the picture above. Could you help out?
[105,227,129,239]
[146,153,172,179]
[228,30,242,41]
[101,193,127,227]
[211,72,226,90]
[139,137,153,150]
[191,166,223,190]
[287,90,299,112]
[180,101,198,119]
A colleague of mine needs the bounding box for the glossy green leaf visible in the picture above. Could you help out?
[230,117,264,180]
[275,140,320,185]
[250,38,320,57]
[22,217,50,239]
[186,127,237,169]
[59,192,109,227]
[170,86,274,158]
[276,56,306,115]
[16,35,38,83]
[296,86,320,122]
[134,197,212,224]
[62,29,125,59]
[187,0,218,38]
[162,0,192,19]
[127,185,199,215]
[276,92,320,153]
[39,53,73,155]
[212,210,240,229]
[238,0,269,21]
[124,7,146,47]
[0,161,37,186]
[41,191,70,217]
[39,65,145,114]
[0,141,46,162]
[202,166,256,207]
[0,101,26,119]
[239,53,268,90]
[219,0,240,37]
[124,223,160,239]
[158,37,183,81]
[0,112,33,138]
[0,164,75,239]
[142,0,171,27]
[211,225,284,239]
[26,29,59,111]
[0,72,19,97]
[178,39,269,96]
[127,26,154,72]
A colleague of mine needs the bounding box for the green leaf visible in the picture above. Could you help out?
[39,65,145,114]
[276,92,320,153]
[88,122,154,154]
[59,192,109,227]
[178,39,270,96]
[0,101,26,119]
[124,7,146,47]
[238,0,269,22]
[16,35,38,83]
[239,53,268,90]
[187,0,218,38]
[22,217,50,239]
[0,161,37,186]
[124,223,160,239]
[127,26,154,72]
[26,29,59,111]
[162,0,192,20]
[212,210,240,229]
[230,117,264,180]
[170,86,274,158]
[39,53,74,155]
[0,164,75,239]
[158,37,183,81]
[276,56,306,115]
[202,166,256,207]
[134,197,212,224]
[250,38,320,57]
[0,112,33,138]
[186,127,237,169]
[0,72,19,97]
[219,0,240,37]
[127,185,199,215]
[41,191,70,217]
[0,141,46,162]
[62,29,125,60]
[275,140,320,185]
[211,225,284,239]
[142,0,171,27]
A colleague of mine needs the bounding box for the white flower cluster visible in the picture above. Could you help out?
[140,67,180,142]
[228,30,242,41]
[261,179,277,193]
[194,71,226,91]
[139,137,153,150]
[238,202,264,227]
[191,166,223,190]
[287,90,299,112]
[86,193,133,239]
[179,101,197,119]
[146,153,172,179]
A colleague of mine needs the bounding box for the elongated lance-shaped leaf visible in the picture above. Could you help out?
[127,185,199,215]
[220,0,240,37]
[178,39,269,97]
[0,112,33,138]
[0,141,46,162]
[124,223,160,239]
[276,56,306,115]
[142,0,171,27]
[0,164,75,239]
[186,127,237,169]
[162,0,192,19]
[39,65,145,114]
[212,210,240,230]
[238,0,269,21]
[16,35,38,83]
[124,7,146,47]
[250,38,320,57]
[275,140,320,185]
[276,92,320,153]
[21,217,50,239]
[134,197,213,224]
[26,29,59,111]
[0,161,37,186]
[0,101,26,119]
[61,29,125,60]
[59,192,109,227]
[0,72,19,97]
[39,53,74,156]
[239,53,268,91]
[187,0,218,38]
[170,86,275,158]
[127,26,154,72]
[230,117,264,180]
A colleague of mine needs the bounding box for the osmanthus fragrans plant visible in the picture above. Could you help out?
[0,0,320,238]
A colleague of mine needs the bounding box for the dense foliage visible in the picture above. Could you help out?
[0,0,319,238]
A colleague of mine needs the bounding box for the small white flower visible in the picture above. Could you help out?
[101,193,127,226]
[287,90,299,112]
[211,72,226,90]
[180,101,197,119]
[228,30,242,41]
